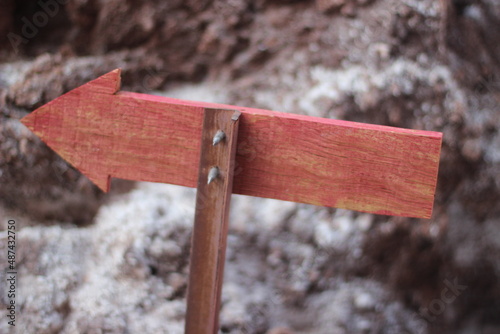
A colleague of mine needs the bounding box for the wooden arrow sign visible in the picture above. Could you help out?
[21,69,441,218]
[21,69,442,333]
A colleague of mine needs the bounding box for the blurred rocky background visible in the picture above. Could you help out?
[1,0,499,333]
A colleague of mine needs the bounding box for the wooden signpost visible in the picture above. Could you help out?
[21,69,442,334]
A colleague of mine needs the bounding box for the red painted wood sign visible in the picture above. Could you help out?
[21,69,442,218]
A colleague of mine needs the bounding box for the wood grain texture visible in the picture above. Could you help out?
[21,69,442,218]
[185,109,240,334]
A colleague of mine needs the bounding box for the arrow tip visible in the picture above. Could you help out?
[20,68,122,132]
[20,112,35,130]
[20,69,122,193]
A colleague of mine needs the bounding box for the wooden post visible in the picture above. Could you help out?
[185,108,241,334]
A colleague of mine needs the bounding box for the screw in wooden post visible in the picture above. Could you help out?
[212,130,226,146]
[207,166,219,184]
[185,108,241,334]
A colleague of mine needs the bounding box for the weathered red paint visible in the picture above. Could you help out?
[21,69,442,218]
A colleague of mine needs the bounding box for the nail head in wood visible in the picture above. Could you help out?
[212,130,226,146]
[207,166,219,184]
